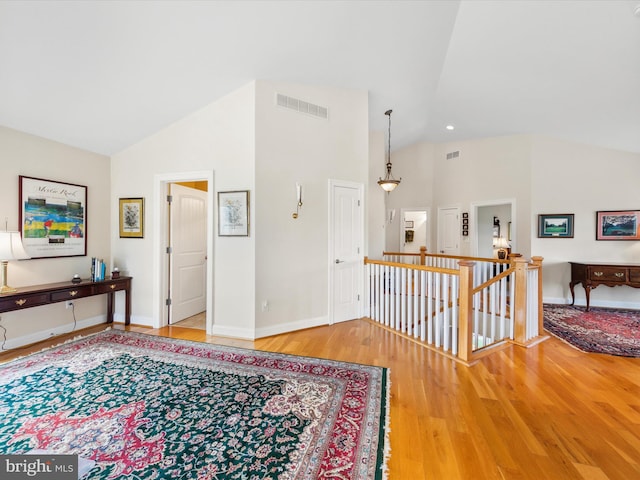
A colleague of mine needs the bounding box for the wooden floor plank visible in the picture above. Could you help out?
[1,319,639,479]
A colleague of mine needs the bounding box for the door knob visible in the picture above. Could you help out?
[335,259,344,264]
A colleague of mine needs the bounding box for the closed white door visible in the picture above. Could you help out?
[330,181,363,323]
[438,206,460,255]
[169,184,208,323]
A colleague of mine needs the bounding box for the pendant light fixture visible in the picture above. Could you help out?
[378,109,401,192]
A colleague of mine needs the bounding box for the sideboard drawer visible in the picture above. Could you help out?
[589,266,627,282]
[0,293,51,311]
[629,268,640,284]
[95,281,125,294]
[50,286,94,302]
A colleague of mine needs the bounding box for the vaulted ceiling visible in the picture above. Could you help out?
[1,1,639,156]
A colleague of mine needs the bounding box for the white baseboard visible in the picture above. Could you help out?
[255,315,328,339]
[112,313,154,327]
[211,324,256,340]
[1,315,108,351]
[543,296,640,310]
[211,316,329,341]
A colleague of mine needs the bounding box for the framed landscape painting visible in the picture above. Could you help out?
[19,176,87,258]
[538,214,574,238]
[596,210,640,240]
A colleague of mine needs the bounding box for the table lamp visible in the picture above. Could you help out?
[495,236,510,260]
[0,231,30,293]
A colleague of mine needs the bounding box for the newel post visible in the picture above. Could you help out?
[419,246,427,266]
[531,256,544,336]
[458,260,475,362]
[513,257,529,344]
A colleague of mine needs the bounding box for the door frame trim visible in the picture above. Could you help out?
[153,171,215,333]
[470,198,516,257]
[327,179,364,325]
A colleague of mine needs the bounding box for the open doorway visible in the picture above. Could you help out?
[153,171,215,334]
[400,208,429,253]
[472,199,515,258]
[168,182,208,329]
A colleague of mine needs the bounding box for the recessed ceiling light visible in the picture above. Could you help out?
[446,125,455,131]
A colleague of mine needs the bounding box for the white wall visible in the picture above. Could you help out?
[253,81,369,336]
[0,126,111,347]
[368,131,386,260]
[110,83,256,336]
[432,135,532,257]
[531,136,640,307]
[384,142,435,252]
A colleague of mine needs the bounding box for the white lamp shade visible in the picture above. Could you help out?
[494,236,510,249]
[378,179,400,192]
[0,231,30,261]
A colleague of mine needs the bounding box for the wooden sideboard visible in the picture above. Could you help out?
[569,262,640,311]
[0,276,131,325]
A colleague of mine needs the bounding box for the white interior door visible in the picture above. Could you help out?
[437,206,460,255]
[330,181,363,323]
[169,184,207,323]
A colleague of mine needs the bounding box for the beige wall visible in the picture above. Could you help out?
[531,136,640,307]
[253,81,369,336]
[383,141,435,252]
[110,80,369,339]
[378,132,640,308]
[0,126,111,347]
[110,82,256,336]
[368,131,386,260]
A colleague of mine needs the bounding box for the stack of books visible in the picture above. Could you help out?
[91,258,107,282]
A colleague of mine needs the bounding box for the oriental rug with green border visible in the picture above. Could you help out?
[0,330,389,479]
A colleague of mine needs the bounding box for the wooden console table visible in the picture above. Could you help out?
[0,276,131,325]
[569,262,640,311]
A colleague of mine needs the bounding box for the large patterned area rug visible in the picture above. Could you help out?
[544,304,640,357]
[0,330,389,479]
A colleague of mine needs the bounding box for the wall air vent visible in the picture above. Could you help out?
[446,150,460,160]
[276,93,329,120]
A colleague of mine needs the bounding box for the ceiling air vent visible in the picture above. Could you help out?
[446,150,460,160]
[276,93,329,120]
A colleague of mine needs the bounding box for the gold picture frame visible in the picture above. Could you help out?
[119,197,144,238]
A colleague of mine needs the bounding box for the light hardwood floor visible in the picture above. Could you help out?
[2,319,639,479]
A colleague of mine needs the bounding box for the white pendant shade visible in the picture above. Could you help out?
[378,179,400,192]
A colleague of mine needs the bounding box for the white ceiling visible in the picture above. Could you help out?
[1,0,639,156]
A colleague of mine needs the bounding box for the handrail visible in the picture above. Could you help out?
[363,252,546,364]
[383,248,513,266]
[365,257,459,275]
[472,267,514,294]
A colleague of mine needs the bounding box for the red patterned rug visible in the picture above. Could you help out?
[0,330,389,479]
[544,304,640,357]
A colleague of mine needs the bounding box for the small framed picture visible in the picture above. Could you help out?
[119,198,144,238]
[218,190,250,236]
[405,220,414,228]
[537,214,574,238]
[462,218,468,225]
[596,210,640,240]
